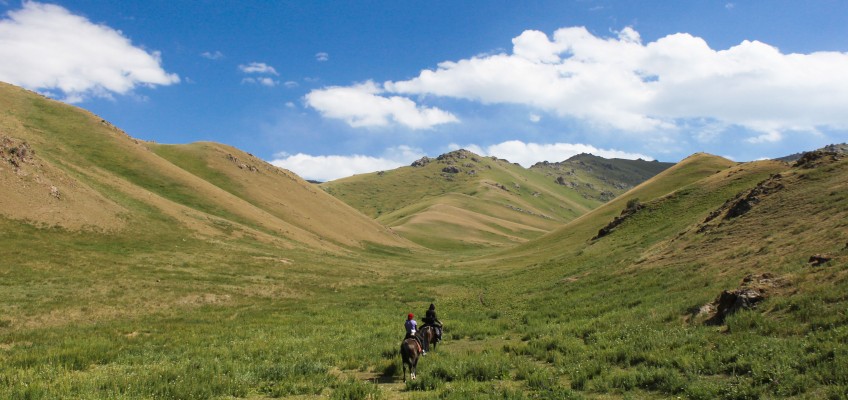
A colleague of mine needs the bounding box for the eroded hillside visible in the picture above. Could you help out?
[0,82,412,253]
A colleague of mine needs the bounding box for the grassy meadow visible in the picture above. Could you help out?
[2,82,848,399]
[4,156,848,399]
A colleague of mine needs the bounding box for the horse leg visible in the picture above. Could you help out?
[412,356,418,380]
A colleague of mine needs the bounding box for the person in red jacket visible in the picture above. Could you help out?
[404,313,424,354]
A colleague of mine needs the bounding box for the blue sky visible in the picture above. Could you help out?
[1,1,847,181]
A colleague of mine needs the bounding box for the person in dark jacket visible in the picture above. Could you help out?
[421,303,443,344]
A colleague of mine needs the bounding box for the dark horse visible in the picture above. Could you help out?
[400,326,442,381]
[400,336,422,381]
[419,325,439,352]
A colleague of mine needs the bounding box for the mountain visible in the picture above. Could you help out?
[775,143,848,162]
[322,150,593,252]
[0,82,411,253]
[529,153,674,202]
[321,150,671,252]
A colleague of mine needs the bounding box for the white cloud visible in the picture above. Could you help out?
[284,80,299,88]
[201,50,224,60]
[304,81,459,129]
[746,130,782,144]
[242,77,278,87]
[270,145,424,181]
[315,52,329,62]
[0,2,179,102]
[238,62,278,75]
[448,140,653,167]
[383,26,848,142]
[529,113,541,123]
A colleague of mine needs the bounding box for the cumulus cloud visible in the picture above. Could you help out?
[238,62,278,75]
[315,52,329,62]
[270,145,424,181]
[0,2,179,102]
[448,140,653,167]
[304,81,459,129]
[384,26,848,142]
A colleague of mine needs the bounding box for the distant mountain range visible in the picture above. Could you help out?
[320,150,673,251]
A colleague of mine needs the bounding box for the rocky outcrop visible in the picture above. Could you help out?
[776,143,848,162]
[226,153,259,172]
[1,135,35,173]
[592,199,643,240]
[808,254,832,267]
[793,150,845,169]
[702,273,787,325]
[700,174,784,232]
[411,156,431,167]
[437,149,473,162]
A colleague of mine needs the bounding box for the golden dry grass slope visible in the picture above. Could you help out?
[0,82,412,253]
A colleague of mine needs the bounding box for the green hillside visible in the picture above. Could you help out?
[454,152,847,398]
[321,149,669,252]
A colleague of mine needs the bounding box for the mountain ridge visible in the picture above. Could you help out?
[321,148,673,251]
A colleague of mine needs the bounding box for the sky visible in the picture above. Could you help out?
[1,1,847,181]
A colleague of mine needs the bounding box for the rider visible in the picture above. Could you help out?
[421,303,443,345]
[404,313,425,354]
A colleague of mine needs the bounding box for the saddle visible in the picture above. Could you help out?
[406,335,423,353]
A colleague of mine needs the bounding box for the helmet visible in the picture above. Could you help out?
[429,303,435,310]
[408,313,414,320]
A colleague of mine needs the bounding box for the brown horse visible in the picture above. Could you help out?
[419,325,440,352]
[400,336,422,381]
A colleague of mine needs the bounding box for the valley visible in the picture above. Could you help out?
[1,82,847,399]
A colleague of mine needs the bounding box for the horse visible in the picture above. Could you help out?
[400,336,422,381]
[419,325,439,352]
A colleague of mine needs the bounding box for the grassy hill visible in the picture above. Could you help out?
[321,150,669,252]
[2,80,847,399]
[446,151,847,398]
[0,82,411,253]
[529,153,674,202]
